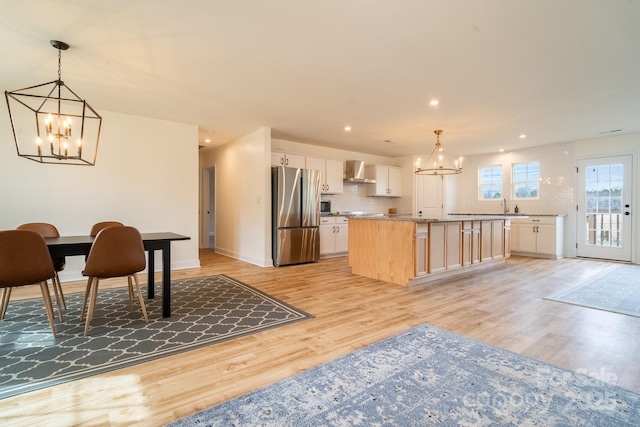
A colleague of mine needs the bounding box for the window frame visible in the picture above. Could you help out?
[478,165,504,201]
[511,161,540,200]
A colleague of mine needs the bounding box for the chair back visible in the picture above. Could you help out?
[17,222,65,272]
[17,222,60,238]
[0,230,55,287]
[84,226,146,279]
[90,221,124,237]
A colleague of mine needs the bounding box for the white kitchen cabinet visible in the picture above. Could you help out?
[365,165,402,197]
[271,152,305,168]
[511,216,564,259]
[320,216,349,257]
[306,157,343,194]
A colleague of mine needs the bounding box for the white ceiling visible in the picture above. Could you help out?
[2,0,639,158]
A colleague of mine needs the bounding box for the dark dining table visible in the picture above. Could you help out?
[45,232,190,317]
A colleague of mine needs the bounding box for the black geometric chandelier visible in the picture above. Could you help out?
[5,40,102,165]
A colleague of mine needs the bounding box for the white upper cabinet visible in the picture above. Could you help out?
[366,165,402,197]
[306,157,343,194]
[271,152,305,169]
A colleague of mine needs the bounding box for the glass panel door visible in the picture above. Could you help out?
[577,155,632,261]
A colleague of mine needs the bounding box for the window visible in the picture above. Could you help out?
[512,162,540,199]
[479,165,503,200]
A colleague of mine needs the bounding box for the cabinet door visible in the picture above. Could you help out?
[446,222,462,269]
[285,154,306,169]
[371,165,389,196]
[517,223,537,253]
[387,166,402,196]
[271,152,286,167]
[324,159,343,194]
[319,224,335,256]
[480,221,493,261]
[462,221,478,266]
[491,220,504,259]
[272,152,305,168]
[334,224,349,253]
[428,223,447,273]
[535,224,556,255]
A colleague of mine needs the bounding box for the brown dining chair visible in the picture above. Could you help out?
[0,230,58,336]
[81,226,149,336]
[89,221,124,237]
[16,222,66,321]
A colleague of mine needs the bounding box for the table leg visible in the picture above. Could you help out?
[147,249,155,299]
[162,242,171,318]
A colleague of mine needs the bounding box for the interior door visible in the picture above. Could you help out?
[416,174,443,218]
[577,155,633,261]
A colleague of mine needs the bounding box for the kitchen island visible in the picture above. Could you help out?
[348,215,513,288]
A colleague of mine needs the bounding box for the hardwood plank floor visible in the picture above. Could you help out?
[1,252,639,426]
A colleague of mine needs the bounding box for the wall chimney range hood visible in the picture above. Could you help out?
[344,160,376,183]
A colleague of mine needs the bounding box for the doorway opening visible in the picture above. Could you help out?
[201,166,215,249]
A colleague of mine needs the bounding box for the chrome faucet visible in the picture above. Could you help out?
[501,198,509,214]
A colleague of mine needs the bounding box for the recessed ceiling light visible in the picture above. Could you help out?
[344,126,352,132]
[429,99,439,106]
[519,134,527,139]
[204,138,211,143]
[499,148,504,152]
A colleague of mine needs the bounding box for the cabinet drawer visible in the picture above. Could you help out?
[336,217,349,224]
[320,217,335,225]
[516,216,557,225]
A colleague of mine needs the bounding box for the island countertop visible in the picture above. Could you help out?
[347,214,528,223]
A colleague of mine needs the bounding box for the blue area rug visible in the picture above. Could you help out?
[168,324,640,426]
[545,264,640,317]
[0,275,312,400]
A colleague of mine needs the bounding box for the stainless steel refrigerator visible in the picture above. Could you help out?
[272,166,320,266]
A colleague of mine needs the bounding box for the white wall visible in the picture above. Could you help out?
[200,127,272,267]
[0,110,201,281]
[448,133,639,262]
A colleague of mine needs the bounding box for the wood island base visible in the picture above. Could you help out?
[348,217,511,287]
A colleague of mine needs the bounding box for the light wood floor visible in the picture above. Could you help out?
[1,252,639,426]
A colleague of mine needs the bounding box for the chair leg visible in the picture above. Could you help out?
[50,276,65,322]
[132,274,149,322]
[0,287,12,320]
[39,281,57,337]
[80,277,94,320]
[127,276,134,311]
[55,272,66,309]
[84,278,100,336]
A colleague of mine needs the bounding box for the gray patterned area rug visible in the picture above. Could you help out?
[168,324,640,426]
[545,264,640,317]
[0,275,312,400]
